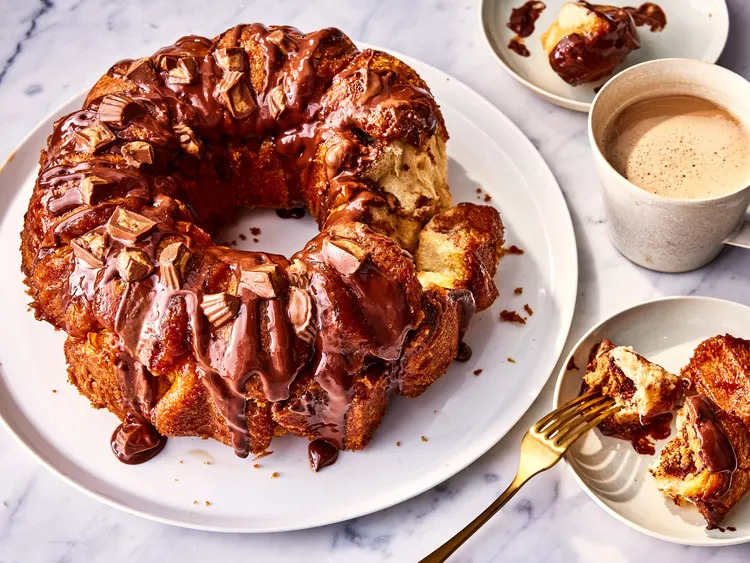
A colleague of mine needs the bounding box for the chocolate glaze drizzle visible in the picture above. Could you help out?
[686,395,738,528]
[548,2,640,85]
[686,395,737,475]
[276,207,305,219]
[597,412,672,456]
[507,37,531,58]
[506,1,545,58]
[111,352,168,464]
[23,24,454,467]
[507,1,546,37]
[625,3,667,32]
[308,438,339,471]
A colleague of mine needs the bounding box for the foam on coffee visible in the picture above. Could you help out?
[604,95,750,199]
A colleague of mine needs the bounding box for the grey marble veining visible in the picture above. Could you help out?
[0,1,748,561]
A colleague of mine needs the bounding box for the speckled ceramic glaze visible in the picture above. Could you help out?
[589,59,750,273]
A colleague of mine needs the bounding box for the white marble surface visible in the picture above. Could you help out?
[0,0,748,561]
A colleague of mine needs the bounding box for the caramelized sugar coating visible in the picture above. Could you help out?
[582,338,682,453]
[682,335,750,426]
[21,24,504,464]
[541,2,639,85]
[651,395,750,528]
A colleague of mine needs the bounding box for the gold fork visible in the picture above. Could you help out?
[420,392,620,563]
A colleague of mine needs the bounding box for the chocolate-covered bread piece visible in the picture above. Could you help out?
[582,338,682,454]
[651,335,750,528]
[541,2,639,85]
[651,395,750,528]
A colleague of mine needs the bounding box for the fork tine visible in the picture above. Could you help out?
[557,405,621,449]
[546,399,615,440]
[538,394,611,436]
[535,392,600,431]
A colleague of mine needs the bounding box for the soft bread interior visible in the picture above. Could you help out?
[540,2,610,54]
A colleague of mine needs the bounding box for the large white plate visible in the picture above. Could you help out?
[0,50,577,532]
[554,297,750,545]
[481,0,729,112]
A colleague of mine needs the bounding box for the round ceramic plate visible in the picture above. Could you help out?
[480,0,729,112]
[0,49,577,532]
[554,296,750,546]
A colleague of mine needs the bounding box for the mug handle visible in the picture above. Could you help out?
[725,209,750,249]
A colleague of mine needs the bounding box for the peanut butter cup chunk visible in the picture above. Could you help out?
[125,57,157,83]
[160,262,180,290]
[173,124,203,157]
[216,71,257,119]
[121,141,154,168]
[240,263,284,299]
[287,287,313,337]
[98,94,141,127]
[71,231,109,268]
[159,242,192,290]
[266,28,298,54]
[201,292,241,327]
[213,47,246,72]
[80,175,116,205]
[75,121,116,154]
[116,249,153,282]
[164,56,198,85]
[268,86,286,119]
[106,208,156,244]
[160,241,192,275]
[322,238,368,275]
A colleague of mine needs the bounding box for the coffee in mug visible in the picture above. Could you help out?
[603,95,750,200]
[588,59,750,273]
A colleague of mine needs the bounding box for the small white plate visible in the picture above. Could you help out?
[0,49,577,532]
[554,296,750,545]
[480,0,729,112]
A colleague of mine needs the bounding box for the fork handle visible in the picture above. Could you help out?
[419,468,536,563]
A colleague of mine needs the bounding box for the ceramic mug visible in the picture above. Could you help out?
[588,58,750,273]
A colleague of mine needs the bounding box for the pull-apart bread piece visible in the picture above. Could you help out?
[400,203,504,398]
[541,2,639,85]
[682,335,750,425]
[650,394,750,529]
[582,338,682,454]
[651,335,750,528]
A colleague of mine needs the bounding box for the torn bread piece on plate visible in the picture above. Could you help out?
[651,334,750,529]
[540,2,640,85]
[582,338,683,454]
[650,394,750,529]
[682,335,750,426]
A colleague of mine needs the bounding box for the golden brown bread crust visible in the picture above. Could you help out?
[398,286,464,398]
[651,395,750,528]
[651,335,750,527]
[21,24,504,464]
[682,335,750,426]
